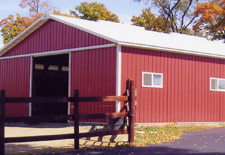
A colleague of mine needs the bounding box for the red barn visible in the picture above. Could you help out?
[1,14,225,123]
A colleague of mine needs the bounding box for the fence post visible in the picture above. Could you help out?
[128,80,135,143]
[0,90,5,155]
[74,90,79,150]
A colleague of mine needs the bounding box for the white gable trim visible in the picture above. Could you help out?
[0,14,118,57]
[0,15,49,57]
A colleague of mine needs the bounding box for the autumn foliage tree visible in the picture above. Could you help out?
[134,0,204,34]
[0,14,35,44]
[20,0,51,15]
[0,0,53,44]
[131,8,171,32]
[194,0,225,40]
[70,2,119,22]
[52,10,73,17]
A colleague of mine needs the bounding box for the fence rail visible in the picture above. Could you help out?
[5,112,129,122]
[1,96,128,104]
[0,79,135,155]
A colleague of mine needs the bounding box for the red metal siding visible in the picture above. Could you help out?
[3,20,112,57]
[0,57,30,117]
[121,47,225,123]
[70,47,117,120]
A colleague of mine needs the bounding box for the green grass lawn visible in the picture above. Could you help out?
[133,124,217,146]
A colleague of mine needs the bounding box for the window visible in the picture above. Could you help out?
[35,64,44,70]
[210,78,225,91]
[48,65,59,71]
[142,72,163,88]
[62,66,69,72]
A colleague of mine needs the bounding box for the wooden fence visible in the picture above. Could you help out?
[0,80,135,155]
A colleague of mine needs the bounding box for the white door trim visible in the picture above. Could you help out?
[29,56,33,116]
[116,45,122,112]
[68,52,72,115]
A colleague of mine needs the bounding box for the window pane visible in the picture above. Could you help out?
[35,64,44,70]
[153,74,162,86]
[144,73,152,86]
[211,79,217,90]
[62,66,69,72]
[219,80,225,90]
[48,65,59,71]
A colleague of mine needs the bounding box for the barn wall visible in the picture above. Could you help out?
[0,57,30,117]
[3,20,112,57]
[121,47,225,123]
[70,47,117,120]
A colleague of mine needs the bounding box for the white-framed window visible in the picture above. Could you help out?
[142,72,163,88]
[210,77,225,91]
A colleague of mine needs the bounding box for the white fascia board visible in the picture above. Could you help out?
[116,45,122,112]
[0,15,49,57]
[119,42,225,60]
[0,44,117,60]
[48,14,119,45]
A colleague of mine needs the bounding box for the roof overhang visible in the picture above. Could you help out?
[0,14,50,57]
[0,14,224,60]
[118,42,225,60]
[0,14,119,57]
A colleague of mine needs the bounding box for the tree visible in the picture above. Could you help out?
[52,10,73,17]
[0,0,54,44]
[0,14,34,44]
[131,8,171,32]
[20,0,52,17]
[134,0,205,34]
[194,0,225,40]
[70,2,119,22]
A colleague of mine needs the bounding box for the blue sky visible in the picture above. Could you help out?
[0,0,149,48]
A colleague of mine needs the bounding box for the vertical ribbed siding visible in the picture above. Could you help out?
[121,47,225,123]
[0,57,30,117]
[0,19,114,118]
[70,47,117,121]
[3,20,112,57]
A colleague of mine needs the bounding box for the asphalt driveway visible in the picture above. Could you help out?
[50,127,225,155]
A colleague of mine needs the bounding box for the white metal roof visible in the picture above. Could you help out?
[0,14,225,59]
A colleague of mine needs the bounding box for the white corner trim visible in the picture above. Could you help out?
[29,56,33,116]
[0,44,116,60]
[68,52,72,115]
[116,45,122,112]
